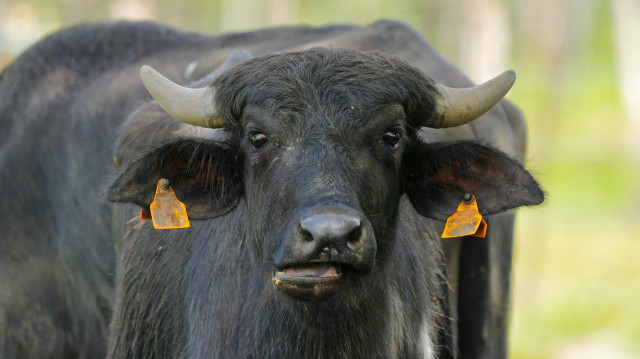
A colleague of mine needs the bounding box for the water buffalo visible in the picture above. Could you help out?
[0,20,543,358]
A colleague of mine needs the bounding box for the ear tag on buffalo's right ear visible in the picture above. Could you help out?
[441,193,487,238]
[148,178,190,230]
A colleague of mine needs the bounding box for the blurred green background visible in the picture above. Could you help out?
[1,0,638,357]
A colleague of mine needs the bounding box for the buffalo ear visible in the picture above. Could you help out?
[108,139,243,219]
[403,140,544,221]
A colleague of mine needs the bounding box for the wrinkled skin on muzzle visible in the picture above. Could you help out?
[273,203,377,301]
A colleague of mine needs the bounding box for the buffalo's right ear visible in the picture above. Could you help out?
[108,138,243,219]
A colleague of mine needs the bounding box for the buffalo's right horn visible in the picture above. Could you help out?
[139,65,223,128]
[428,70,516,128]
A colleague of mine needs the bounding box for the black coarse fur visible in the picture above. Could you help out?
[108,48,459,358]
[107,199,452,358]
[213,48,441,133]
[0,22,206,358]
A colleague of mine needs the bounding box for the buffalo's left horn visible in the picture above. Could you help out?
[429,70,516,128]
[139,65,223,128]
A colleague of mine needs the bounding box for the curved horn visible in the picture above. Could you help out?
[429,70,516,128]
[139,65,223,128]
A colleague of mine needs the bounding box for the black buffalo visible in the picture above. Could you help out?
[0,20,543,358]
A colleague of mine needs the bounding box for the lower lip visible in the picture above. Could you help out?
[272,270,346,302]
[274,270,343,284]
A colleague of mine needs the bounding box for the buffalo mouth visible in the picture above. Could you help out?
[273,262,347,302]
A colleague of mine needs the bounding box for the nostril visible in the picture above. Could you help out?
[300,229,314,242]
[300,214,362,243]
[347,227,362,243]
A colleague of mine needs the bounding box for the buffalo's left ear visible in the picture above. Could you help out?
[403,140,544,221]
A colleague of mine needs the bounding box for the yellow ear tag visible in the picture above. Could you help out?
[441,194,487,238]
[149,178,190,230]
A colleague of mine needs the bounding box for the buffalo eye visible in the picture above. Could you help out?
[382,131,401,149]
[250,133,268,150]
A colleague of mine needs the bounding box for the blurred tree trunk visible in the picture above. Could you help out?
[109,0,157,21]
[613,0,640,157]
[458,0,510,83]
[220,0,265,31]
[266,0,298,27]
[511,0,597,160]
[422,0,462,64]
[423,0,509,82]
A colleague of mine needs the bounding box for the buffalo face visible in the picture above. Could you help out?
[236,101,409,301]
[109,48,543,303]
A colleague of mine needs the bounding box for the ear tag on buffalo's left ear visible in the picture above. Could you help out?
[442,193,487,238]
[148,178,190,230]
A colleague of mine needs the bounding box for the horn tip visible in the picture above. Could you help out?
[140,64,150,76]
[501,69,516,87]
[140,65,159,83]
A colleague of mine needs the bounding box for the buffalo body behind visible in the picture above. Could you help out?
[0,20,540,358]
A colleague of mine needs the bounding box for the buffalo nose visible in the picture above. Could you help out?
[274,205,376,274]
[300,213,362,246]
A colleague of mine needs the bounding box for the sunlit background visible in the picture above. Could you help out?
[1,0,638,358]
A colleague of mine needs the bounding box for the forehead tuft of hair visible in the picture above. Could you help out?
[212,48,439,132]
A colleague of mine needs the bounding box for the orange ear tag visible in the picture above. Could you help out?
[149,178,190,230]
[441,194,487,238]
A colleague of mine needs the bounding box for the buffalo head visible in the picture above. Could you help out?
[109,48,542,302]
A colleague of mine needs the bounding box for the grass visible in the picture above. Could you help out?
[511,202,640,358]
[508,146,640,358]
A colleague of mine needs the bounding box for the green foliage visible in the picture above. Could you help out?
[508,2,640,357]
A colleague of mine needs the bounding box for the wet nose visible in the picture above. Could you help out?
[300,213,362,247]
[274,204,376,274]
